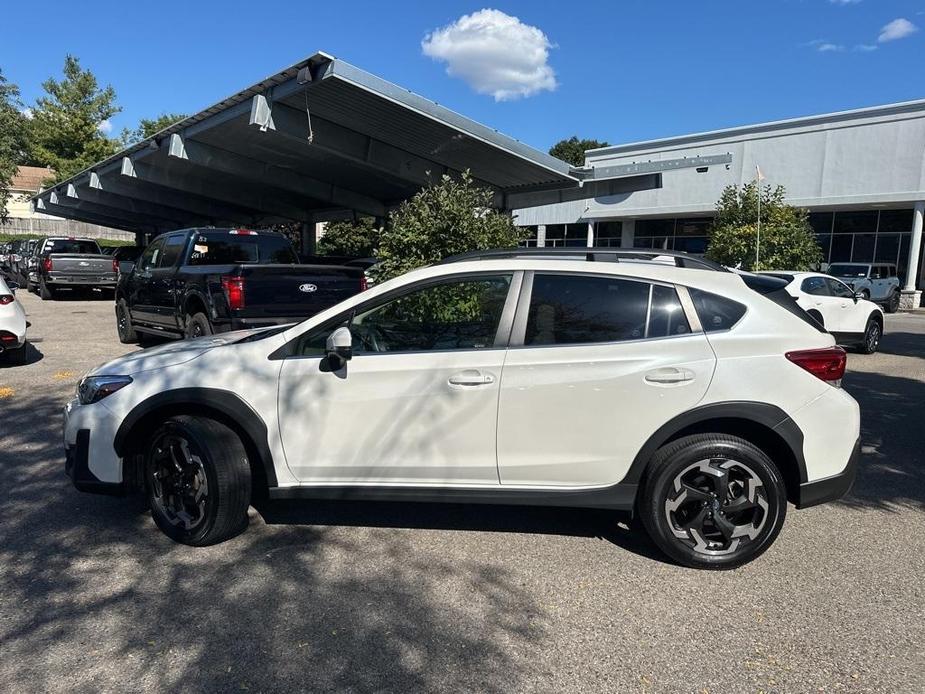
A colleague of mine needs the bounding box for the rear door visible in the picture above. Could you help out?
[799,276,843,331]
[497,272,715,487]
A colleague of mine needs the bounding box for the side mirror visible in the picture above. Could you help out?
[325,326,353,369]
[854,292,863,303]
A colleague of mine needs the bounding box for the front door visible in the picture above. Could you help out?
[497,273,715,487]
[277,273,518,485]
[129,238,165,326]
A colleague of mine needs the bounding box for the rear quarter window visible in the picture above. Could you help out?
[688,289,747,332]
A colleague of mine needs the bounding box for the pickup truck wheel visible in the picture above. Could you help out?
[39,278,54,301]
[639,434,787,570]
[116,299,139,344]
[885,290,900,314]
[145,416,251,546]
[185,312,213,339]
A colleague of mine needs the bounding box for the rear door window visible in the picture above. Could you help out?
[801,276,831,296]
[524,274,676,346]
[688,288,747,332]
[157,235,187,268]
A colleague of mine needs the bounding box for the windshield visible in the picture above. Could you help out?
[827,264,868,278]
[188,232,298,265]
[45,239,101,255]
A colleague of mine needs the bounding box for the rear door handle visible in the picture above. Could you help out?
[645,367,695,385]
[448,370,495,387]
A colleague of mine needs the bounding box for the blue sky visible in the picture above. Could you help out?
[1,1,922,152]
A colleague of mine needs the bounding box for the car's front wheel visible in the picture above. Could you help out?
[116,299,139,344]
[640,434,787,570]
[145,415,251,546]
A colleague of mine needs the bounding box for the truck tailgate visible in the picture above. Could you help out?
[48,254,114,276]
[239,264,364,318]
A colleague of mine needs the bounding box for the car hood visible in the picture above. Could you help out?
[88,329,265,376]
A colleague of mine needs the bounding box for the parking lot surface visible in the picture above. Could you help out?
[1,288,923,692]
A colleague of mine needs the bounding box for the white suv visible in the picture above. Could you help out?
[64,250,860,569]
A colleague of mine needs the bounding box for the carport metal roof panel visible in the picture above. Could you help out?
[32,52,663,234]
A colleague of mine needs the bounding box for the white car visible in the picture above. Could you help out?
[761,271,884,354]
[64,250,860,569]
[0,276,28,364]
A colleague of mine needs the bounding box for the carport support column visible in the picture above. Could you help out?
[586,221,595,247]
[301,222,317,256]
[900,201,925,310]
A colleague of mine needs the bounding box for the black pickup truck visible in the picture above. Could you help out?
[115,228,367,343]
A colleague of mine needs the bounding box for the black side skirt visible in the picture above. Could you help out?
[269,482,638,511]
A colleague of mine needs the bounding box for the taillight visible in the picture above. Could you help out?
[785,347,847,383]
[0,331,16,343]
[221,276,245,310]
[0,295,13,305]
[43,258,53,272]
[359,275,368,291]
[112,257,119,273]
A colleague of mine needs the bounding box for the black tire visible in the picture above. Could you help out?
[116,299,139,344]
[145,415,251,546]
[185,312,213,339]
[858,318,882,355]
[639,434,787,570]
[884,290,900,314]
[39,278,53,300]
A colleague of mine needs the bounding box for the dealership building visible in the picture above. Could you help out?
[515,99,925,306]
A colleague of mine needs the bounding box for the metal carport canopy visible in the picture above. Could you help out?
[32,51,665,237]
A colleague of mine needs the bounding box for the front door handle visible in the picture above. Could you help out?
[645,367,695,385]
[448,370,495,387]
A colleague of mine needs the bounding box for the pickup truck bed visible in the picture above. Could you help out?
[116,228,367,342]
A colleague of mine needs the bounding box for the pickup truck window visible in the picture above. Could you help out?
[158,235,188,268]
[187,232,298,266]
[43,239,101,254]
[138,238,165,271]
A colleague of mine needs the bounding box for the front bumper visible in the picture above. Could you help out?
[63,398,124,495]
[796,437,859,508]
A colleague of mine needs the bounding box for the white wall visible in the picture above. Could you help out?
[516,100,925,226]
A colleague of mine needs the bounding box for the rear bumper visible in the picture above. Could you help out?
[796,437,859,508]
[46,274,117,286]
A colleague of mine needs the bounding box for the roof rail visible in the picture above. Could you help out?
[440,247,728,272]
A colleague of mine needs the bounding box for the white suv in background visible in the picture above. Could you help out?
[64,250,860,569]
[762,272,884,354]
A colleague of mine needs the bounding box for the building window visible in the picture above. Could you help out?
[594,221,623,247]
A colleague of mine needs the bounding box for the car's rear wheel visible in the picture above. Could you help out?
[185,312,213,339]
[116,299,139,344]
[145,415,251,546]
[858,318,881,354]
[640,434,787,570]
[885,290,900,314]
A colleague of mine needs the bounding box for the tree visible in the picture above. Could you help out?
[27,55,121,181]
[317,216,381,257]
[0,70,30,225]
[119,112,187,147]
[548,136,610,167]
[705,182,822,271]
[374,171,528,282]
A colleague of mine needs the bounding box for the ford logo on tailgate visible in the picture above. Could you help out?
[299,283,318,293]
[78,261,90,267]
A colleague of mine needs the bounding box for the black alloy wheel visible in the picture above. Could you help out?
[145,416,251,546]
[859,319,881,354]
[640,434,787,569]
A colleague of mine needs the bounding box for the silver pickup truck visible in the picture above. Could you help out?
[35,237,118,300]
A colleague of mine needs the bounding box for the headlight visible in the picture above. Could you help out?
[77,375,133,405]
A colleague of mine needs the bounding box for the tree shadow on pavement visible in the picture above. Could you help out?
[842,366,925,512]
[0,387,554,693]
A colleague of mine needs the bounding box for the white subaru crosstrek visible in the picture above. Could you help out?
[761,271,884,354]
[0,276,28,364]
[64,250,860,569]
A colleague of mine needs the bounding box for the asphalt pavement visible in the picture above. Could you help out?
[1,287,923,693]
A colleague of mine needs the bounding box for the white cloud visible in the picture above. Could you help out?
[98,119,113,134]
[829,0,861,5]
[853,43,878,52]
[422,9,557,101]
[878,18,918,42]
[817,42,844,52]
[20,107,33,119]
